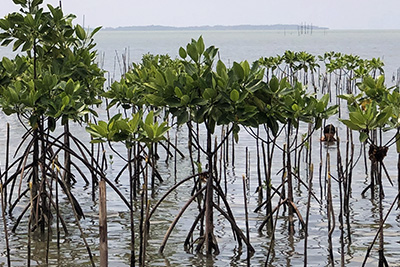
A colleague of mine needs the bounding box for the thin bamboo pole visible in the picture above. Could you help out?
[99,180,108,267]
[242,175,251,263]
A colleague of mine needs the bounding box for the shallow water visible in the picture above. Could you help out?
[1,29,400,266]
[0,114,400,266]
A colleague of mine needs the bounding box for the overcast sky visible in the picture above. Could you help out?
[1,0,399,30]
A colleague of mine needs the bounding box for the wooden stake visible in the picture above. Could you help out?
[99,180,108,267]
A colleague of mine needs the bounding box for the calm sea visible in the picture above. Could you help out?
[1,29,400,266]
[93,29,400,79]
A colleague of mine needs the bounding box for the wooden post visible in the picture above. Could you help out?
[99,180,108,266]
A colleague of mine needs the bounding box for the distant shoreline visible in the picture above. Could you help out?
[102,24,329,31]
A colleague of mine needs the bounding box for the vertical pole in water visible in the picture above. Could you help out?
[303,163,313,267]
[99,180,108,267]
[0,183,11,267]
[398,153,400,208]
[232,129,235,167]
[4,123,9,207]
[242,175,250,264]
[256,127,263,201]
[245,147,249,179]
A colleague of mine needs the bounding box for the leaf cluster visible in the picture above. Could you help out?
[0,1,105,129]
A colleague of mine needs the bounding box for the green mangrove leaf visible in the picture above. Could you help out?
[187,43,198,62]
[31,0,43,7]
[216,60,226,77]
[0,19,10,31]
[363,76,375,89]
[2,57,14,73]
[179,47,187,59]
[174,87,183,98]
[230,89,239,102]
[89,26,102,39]
[377,106,392,126]
[142,123,154,139]
[269,76,279,92]
[180,95,190,105]
[196,36,205,54]
[75,25,86,40]
[24,14,35,27]
[129,112,141,132]
[359,132,368,143]
[203,88,217,100]
[177,110,188,125]
[155,71,165,87]
[233,62,244,80]
[0,39,13,46]
[48,5,62,21]
[145,111,154,126]
[349,111,366,127]
[339,119,362,131]
[240,61,250,78]
[48,117,56,132]
[13,0,27,5]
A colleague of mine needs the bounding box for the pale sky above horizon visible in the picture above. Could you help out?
[1,0,399,30]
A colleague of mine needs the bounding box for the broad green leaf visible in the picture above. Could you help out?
[13,39,24,51]
[65,80,75,95]
[115,119,130,132]
[339,119,362,131]
[177,110,188,125]
[142,123,154,139]
[292,103,300,112]
[48,4,63,21]
[13,0,27,6]
[376,75,385,88]
[75,25,86,40]
[155,122,170,138]
[0,19,10,30]
[230,89,239,102]
[165,68,175,86]
[269,76,279,92]
[203,88,217,100]
[155,71,165,87]
[216,60,226,76]
[89,26,102,38]
[48,117,56,132]
[2,57,14,73]
[62,95,70,108]
[174,87,183,98]
[31,0,43,7]
[21,40,32,51]
[1,39,12,47]
[179,47,187,59]
[129,112,141,132]
[233,62,244,80]
[240,61,250,78]
[363,76,375,89]
[376,107,392,126]
[187,43,198,62]
[359,132,368,143]
[145,111,154,125]
[25,14,35,27]
[180,95,190,105]
[349,111,366,127]
[196,36,205,54]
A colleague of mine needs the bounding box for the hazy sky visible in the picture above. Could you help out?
[1,0,399,30]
